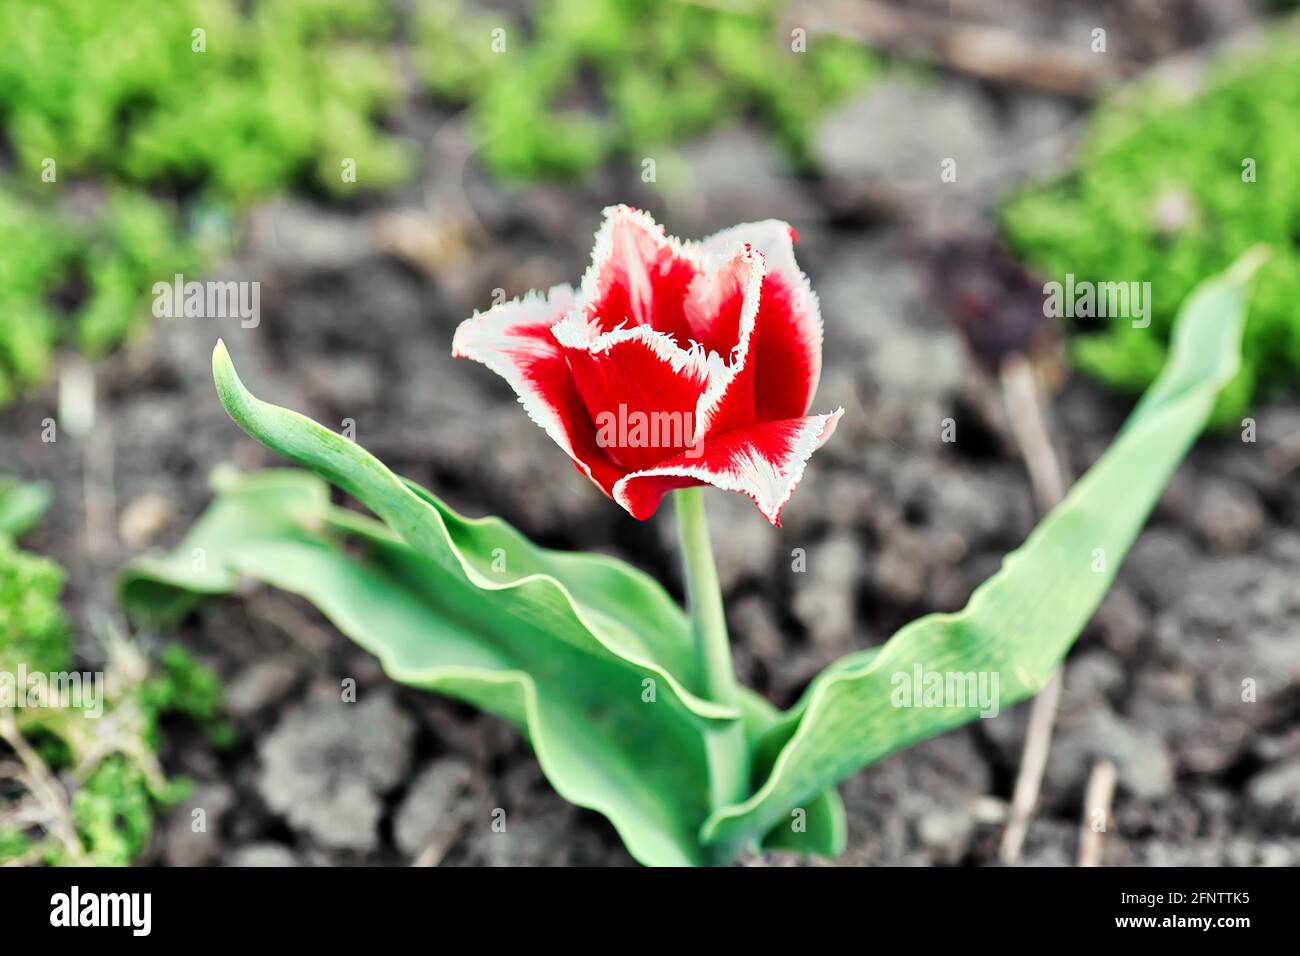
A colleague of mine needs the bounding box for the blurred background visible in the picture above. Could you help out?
[3,0,1300,866]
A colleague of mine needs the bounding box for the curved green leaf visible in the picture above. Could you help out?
[121,468,844,864]
[207,340,733,724]
[121,344,848,863]
[333,495,848,858]
[737,688,847,857]
[122,465,720,864]
[701,252,1266,852]
[397,475,703,703]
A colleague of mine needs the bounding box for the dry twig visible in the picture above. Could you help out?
[1078,759,1118,866]
[997,355,1069,865]
[783,0,1137,97]
[0,710,83,862]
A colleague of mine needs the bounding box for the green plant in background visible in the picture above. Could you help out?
[0,0,412,406]
[0,0,409,199]
[0,190,198,404]
[0,476,53,541]
[0,191,73,406]
[0,481,67,679]
[121,252,1261,865]
[0,478,222,866]
[1002,38,1300,423]
[417,0,877,181]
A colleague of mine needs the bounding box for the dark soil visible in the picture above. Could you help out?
[3,0,1298,866]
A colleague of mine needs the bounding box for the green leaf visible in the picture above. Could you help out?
[396,475,706,706]
[206,340,729,723]
[121,467,844,864]
[120,343,846,864]
[736,688,846,857]
[700,251,1266,853]
[0,476,52,539]
[122,465,719,865]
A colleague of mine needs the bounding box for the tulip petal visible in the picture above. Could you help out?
[613,408,844,526]
[688,243,765,440]
[451,286,624,492]
[701,220,823,420]
[579,205,702,342]
[552,318,716,474]
[455,211,840,524]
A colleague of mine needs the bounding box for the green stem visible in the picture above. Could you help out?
[674,487,737,707]
[674,488,751,863]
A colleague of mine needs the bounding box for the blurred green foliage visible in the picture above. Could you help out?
[0,0,409,199]
[417,0,877,181]
[0,476,53,539]
[0,190,196,404]
[0,0,412,406]
[0,478,223,866]
[65,756,164,867]
[0,531,70,679]
[1002,40,1300,423]
[53,646,222,866]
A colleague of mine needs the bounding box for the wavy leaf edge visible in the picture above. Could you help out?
[699,250,1266,848]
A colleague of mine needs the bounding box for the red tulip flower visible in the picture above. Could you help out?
[453,206,842,526]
